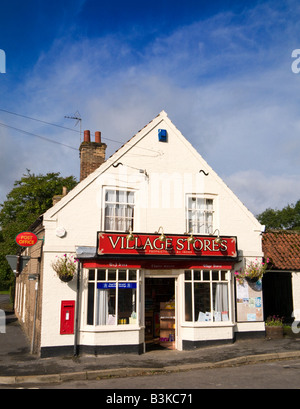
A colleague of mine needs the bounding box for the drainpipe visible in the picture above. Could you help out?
[73,261,81,356]
[30,260,40,354]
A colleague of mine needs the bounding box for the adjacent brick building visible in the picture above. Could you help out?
[262,230,300,322]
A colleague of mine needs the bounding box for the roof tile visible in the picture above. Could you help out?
[262,230,300,270]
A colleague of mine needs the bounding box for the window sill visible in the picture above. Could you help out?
[80,324,142,333]
[181,321,235,328]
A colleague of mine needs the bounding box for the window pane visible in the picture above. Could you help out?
[188,197,196,209]
[203,270,210,281]
[206,212,213,234]
[118,269,126,281]
[197,198,205,210]
[118,288,137,324]
[127,191,134,203]
[97,269,106,281]
[194,270,201,281]
[96,288,116,325]
[194,283,211,322]
[185,270,192,280]
[212,271,219,281]
[187,211,193,233]
[185,282,193,321]
[206,199,213,210]
[108,269,116,281]
[129,270,136,281]
[87,282,95,325]
[105,204,115,230]
[88,269,95,281]
[213,283,229,321]
[105,190,115,202]
[221,271,227,281]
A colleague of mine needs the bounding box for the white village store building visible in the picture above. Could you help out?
[15,111,265,357]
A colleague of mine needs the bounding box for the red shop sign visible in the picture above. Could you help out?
[15,232,38,247]
[97,232,237,258]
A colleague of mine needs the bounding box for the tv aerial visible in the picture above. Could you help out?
[64,111,82,142]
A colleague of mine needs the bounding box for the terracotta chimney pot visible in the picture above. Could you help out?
[83,130,91,142]
[95,131,101,143]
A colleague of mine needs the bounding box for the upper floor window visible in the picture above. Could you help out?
[186,196,213,234]
[104,189,135,231]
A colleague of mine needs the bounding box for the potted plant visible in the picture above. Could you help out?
[51,254,77,282]
[235,258,269,285]
[265,315,284,339]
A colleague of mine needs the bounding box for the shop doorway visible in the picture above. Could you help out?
[145,277,176,351]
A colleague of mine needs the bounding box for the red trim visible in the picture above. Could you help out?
[83,261,142,269]
[82,259,234,270]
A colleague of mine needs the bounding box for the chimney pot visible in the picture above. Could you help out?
[83,130,91,142]
[95,131,101,143]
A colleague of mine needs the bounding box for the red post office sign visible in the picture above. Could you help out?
[97,232,238,258]
[15,232,38,247]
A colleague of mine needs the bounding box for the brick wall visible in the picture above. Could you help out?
[79,130,106,181]
[14,223,44,354]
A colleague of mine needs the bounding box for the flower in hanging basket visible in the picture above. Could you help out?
[51,254,77,282]
[235,258,269,285]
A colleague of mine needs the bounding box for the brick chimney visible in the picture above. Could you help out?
[79,130,107,181]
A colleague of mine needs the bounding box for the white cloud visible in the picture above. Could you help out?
[225,170,300,215]
[1,0,300,218]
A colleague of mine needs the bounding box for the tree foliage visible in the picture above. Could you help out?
[257,200,300,231]
[0,170,77,288]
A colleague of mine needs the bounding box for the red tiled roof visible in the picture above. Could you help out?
[262,230,300,271]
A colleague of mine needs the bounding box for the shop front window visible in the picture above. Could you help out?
[184,270,230,323]
[87,268,139,326]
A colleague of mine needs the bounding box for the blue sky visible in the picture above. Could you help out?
[0,0,300,215]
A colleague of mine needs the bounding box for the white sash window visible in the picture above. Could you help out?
[186,196,213,234]
[104,189,135,231]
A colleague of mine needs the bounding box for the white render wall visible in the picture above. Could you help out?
[40,252,77,348]
[43,112,263,253]
[292,272,300,321]
[40,111,264,350]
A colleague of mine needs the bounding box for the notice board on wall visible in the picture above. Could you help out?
[236,279,263,322]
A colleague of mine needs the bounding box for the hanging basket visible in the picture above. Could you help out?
[58,274,74,283]
[246,276,259,283]
[235,258,269,285]
[51,254,77,283]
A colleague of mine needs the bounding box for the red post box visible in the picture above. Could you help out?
[60,301,75,334]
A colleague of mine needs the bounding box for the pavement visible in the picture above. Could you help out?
[1,294,300,385]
